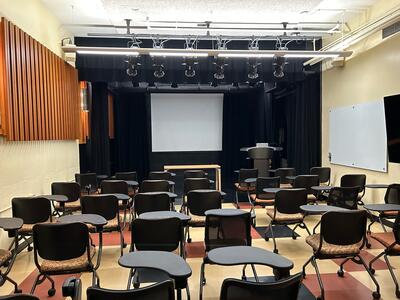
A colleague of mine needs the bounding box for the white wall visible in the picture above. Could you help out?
[0,0,79,248]
[322,22,400,206]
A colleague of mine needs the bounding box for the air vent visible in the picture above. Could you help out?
[382,21,400,39]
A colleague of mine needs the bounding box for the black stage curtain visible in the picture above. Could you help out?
[88,82,110,175]
[221,88,272,186]
[113,91,151,181]
[285,73,321,174]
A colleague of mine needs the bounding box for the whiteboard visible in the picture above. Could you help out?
[151,93,223,152]
[329,100,387,172]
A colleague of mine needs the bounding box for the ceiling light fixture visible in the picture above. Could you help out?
[149,52,208,57]
[77,50,139,56]
[218,53,274,58]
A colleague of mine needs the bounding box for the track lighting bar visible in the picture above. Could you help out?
[65,46,352,59]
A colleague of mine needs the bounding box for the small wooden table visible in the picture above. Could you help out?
[164,164,222,191]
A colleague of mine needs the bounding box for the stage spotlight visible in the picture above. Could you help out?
[248,61,260,79]
[171,82,178,88]
[126,56,141,77]
[182,56,198,78]
[153,64,165,78]
[273,55,287,78]
[213,58,227,80]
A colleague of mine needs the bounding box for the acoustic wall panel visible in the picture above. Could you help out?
[0,18,80,141]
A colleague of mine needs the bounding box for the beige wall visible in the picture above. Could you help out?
[0,0,70,57]
[322,33,400,204]
[0,0,79,247]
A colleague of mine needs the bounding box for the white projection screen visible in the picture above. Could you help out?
[151,93,223,152]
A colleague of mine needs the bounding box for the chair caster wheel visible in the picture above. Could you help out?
[187,238,192,243]
[292,236,297,240]
[133,282,140,288]
[48,288,56,297]
[14,289,22,294]
[241,276,247,281]
[265,237,269,241]
[123,243,127,248]
[370,268,375,275]
[366,243,371,249]
[396,290,400,298]
[337,270,344,277]
[202,278,206,285]
[316,296,323,300]
[27,245,33,252]
[372,291,381,299]
[302,271,306,278]
[273,249,278,254]
[3,261,9,267]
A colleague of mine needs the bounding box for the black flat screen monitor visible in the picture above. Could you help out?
[384,94,400,163]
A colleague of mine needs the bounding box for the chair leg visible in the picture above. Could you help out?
[92,270,100,287]
[367,219,376,233]
[242,264,247,280]
[269,223,278,253]
[311,257,325,300]
[299,222,311,235]
[186,283,191,300]
[30,274,44,294]
[2,274,21,293]
[127,269,134,289]
[378,216,387,232]
[235,191,240,208]
[302,255,313,278]
[383,254,400,297]
[357,254,381,299]
[199,261,206,300]
[369,251,385,272]
[119,229,125,256]
[186,226,192,243]
[250,264,259,282]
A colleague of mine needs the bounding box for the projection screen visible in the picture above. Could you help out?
[151,93,223,152]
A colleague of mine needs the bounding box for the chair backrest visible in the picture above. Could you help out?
[33,223,89,262]
[320,210,367,246]
[310,167,331,184]
[204,211,251,252]
[220,272,303,300]
[0,295,40,300]
[385,184,400,205]
[115,171,137,181]
[187,190,222,216]
[184,178,211,195]
[149,171,173,181]
[75,173,97,193]
[101,180,129,195]
[274,168,295,184]
[293,175,320,194]
[327,187,359,210]
[275,189,307,215]
[51,182,80,202]
[87,280,175,300]
[238,169,258,185]
[80,195,119,221]
[184,170,207,178]
[340,174,366,193]
[131,218,181,252]
[393,213,400,245]
[134,193,171,216]
[140,180,170,193]
[255,177,280,198]
[12,197,51,224]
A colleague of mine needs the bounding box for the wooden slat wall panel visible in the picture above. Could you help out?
[0,18,80,141]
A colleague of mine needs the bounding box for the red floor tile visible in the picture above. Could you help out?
[185,241,205,258]
[332,250,388,272]
[18,270,80,299]
[251,226,262,239]
[303,272,376,300]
